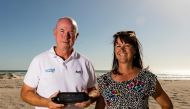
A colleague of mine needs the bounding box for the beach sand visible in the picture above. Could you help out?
[0,73,190,109]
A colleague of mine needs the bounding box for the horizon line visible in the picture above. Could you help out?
[0,69,110,72]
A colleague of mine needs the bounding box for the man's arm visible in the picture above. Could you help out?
[20,83,64,108]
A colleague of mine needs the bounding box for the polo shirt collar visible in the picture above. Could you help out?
[49,46,77,60]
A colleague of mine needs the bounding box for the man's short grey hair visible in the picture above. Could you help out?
[56,17,79,34]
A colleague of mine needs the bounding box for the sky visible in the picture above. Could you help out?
[0,0,190,74]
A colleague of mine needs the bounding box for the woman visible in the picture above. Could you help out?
[95,31,173,109]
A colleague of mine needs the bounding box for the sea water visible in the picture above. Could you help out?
[95,70,190,80]
[1,70,190,80]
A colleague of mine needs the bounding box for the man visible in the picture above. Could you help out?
[21,17,98,109]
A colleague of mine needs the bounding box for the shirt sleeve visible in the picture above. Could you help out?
[86,61,97,88]
[146,72,157,96]
[23,57,40,88]
[97,76,103,94]
[97,74,108,95]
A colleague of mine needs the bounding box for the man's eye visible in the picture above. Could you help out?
[69,32,75,36]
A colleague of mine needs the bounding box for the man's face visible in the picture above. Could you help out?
[54,19,77,52]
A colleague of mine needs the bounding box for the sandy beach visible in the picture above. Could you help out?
[0,73,190,109]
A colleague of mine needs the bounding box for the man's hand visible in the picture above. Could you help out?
[48,92,65,109]
[47,101,65,109]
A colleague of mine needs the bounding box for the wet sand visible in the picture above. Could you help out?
[0,73,189,109]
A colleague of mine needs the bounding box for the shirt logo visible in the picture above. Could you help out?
[45,68,55,73]
[76,70,82,73]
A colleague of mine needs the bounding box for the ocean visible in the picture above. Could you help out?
[95,70,190,80]
[0,70,190,80]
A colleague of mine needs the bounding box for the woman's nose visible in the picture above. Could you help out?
[121,46,126,52]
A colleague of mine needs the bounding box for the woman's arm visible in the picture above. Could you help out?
[95,95,105,109]
[153,80,173,109]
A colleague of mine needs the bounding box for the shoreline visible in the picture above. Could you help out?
[0,73,190,109]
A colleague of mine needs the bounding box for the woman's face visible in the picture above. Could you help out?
[114,37,136,64]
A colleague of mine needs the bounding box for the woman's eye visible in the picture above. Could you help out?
[124,44,131,48]
[116,45,121,47]
[125,45,129,48]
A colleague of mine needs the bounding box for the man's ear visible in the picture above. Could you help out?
[75,33,79,39]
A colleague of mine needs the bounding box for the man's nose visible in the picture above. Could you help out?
[62,32,71,40]
[66,32,71,39]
